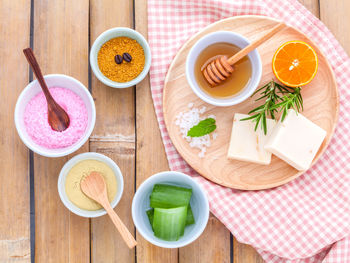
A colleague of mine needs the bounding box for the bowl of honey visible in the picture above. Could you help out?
[186,31,262,106]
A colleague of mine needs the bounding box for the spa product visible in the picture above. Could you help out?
[175,103,217,158]
[201,22,284,86]
[114,54,123,64]
[80,171,137,249]
[146,184,194,241]
[228,113,276,165]
[187,118,216,137]
[146,206,195,230]
[241,80,303,134]
[97,37,145,82]
[194,42,252,98]
[23,48,70,132]
[24,87,88,149]
[265,109,326,170]
[123,52,132,62]
[272,40,318,87]
[65,159,117,211]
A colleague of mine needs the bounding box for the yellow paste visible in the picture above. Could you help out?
[65,159,117,211]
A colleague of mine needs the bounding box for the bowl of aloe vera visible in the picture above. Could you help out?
[132,171,209,248]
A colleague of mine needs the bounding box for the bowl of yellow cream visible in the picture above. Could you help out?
[58,152,124,217]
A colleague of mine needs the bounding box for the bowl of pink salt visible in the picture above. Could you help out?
[15,74,96,157]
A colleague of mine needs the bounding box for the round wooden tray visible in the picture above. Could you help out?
[163,16,338,190]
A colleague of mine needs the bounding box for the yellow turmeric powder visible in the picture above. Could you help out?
[97,37,145,82]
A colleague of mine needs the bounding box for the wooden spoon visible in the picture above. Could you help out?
[23,48,70,132]
[202,22,285,86]
[80,171,137,249]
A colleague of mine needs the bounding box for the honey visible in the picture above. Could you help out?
[194,43,252,98]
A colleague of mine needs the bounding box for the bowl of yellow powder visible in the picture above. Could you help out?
[90,27,151,88]
[58,152,124,217]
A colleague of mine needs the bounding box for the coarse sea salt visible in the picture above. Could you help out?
[175,104,217,158]
[24,87,88,149]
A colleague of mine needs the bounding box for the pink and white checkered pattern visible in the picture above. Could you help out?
[147,0,350,262]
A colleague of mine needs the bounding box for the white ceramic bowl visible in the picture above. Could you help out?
[132,171,209,248]
[14,74,96,157]
[186,31,262,106]
[58,152,124,218]
[90,27,152,88]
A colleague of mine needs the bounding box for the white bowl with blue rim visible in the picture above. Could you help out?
[14,74,96,158]
[186,31,262,107]
[90,27,151,88]
[132,171,209,248]
[57,152,124,218]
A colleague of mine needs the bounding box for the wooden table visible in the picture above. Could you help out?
[1,0,349,262]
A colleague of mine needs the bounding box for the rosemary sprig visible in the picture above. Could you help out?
[270,87,303,121]
[240,80,303,134]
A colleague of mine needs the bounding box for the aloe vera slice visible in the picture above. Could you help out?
[153,206,187,241]
[147,205,195,227]
[150,184,192,208]
[186,205,195,225]
[146,209,154,230]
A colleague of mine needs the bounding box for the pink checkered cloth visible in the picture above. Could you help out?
[147,0,350,262]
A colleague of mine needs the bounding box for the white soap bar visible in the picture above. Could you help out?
[265,109,326,171]
[227,113,276,165]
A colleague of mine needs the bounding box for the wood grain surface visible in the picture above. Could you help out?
[163,16,338,190]
[32,0,90,262]
[135,0,179,262]
[90,0,136,262]
[0,0,348,262]
[0,0,31,262]
[320,0,350,54]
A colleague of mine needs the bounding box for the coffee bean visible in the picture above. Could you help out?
[114,54,123,64]
[123,52,132,62]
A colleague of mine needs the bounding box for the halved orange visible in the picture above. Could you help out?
[272,40,318,87]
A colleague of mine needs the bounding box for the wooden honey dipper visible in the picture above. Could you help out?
[202,22,285,86]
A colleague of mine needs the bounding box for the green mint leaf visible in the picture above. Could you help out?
[187,118,216,137]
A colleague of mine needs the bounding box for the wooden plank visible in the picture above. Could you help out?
[320,0,350,54]
[180,215,231,263]
[134,0,178,262]
[0,0,31,261]
[89,0,136,262]
[33,0,90,262]
[134,73,179,263]
[134,78,179,263]
[298,0,320,16]
[233,238,264,263]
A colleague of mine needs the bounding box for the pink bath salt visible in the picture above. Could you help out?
[24,87,88,149]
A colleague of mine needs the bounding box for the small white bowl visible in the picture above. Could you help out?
[90,27,152,88]
[58,152,124,218]
[14,74,96,158]
[186,31,262,107]
[132,171,209,248]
